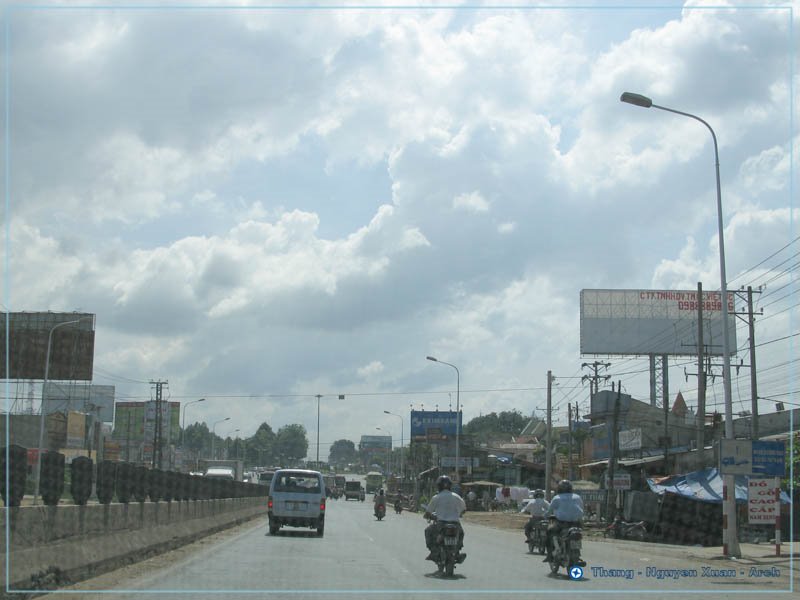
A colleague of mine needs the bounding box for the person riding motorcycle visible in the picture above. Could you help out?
[424,475,467,562]
[521,489,549,542]
[543,480,584,563]
[374,489,387,516]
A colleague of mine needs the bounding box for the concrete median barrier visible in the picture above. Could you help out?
[1,497,266,593]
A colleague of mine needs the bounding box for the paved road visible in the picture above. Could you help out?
[43,498,794,600]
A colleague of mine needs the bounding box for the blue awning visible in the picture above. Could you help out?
[646,467,791,505]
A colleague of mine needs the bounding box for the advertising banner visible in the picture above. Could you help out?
[580,289,737,356]
[66,411,86,448]
[410,410,462,439]
[748,478,779,524]
[43,383,115,422]
[619,428,642,450]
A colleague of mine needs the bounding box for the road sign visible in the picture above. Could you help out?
[719,440,785,476]
[604,472,631,490]
[752,441,786,477]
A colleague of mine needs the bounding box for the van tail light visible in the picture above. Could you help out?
[268,497,273,509]
[320,498,326,512]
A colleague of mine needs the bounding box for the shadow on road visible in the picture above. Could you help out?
[423,571,467,580]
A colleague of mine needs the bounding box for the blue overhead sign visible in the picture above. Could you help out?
[410,410,462,438]
[751,441,786,477]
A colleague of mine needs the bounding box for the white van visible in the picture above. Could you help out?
[268,469,326,536]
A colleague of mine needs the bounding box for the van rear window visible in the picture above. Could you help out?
[273,473,322,493]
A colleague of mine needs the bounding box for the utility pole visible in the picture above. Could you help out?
[567,404,573,481]
[747,286,760,440]
[663,355,670,473]
[696,282,706,469]
[582,361,611,405]
[731,286,762,439]
[545,371,553,501]
[606,381,621,520]
[150,380,168,469]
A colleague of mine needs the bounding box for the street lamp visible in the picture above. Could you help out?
[181,398,206,447]
[384,410,404,480]
[426,356,461,482]
[33,316,93,506]
[315,394,345,469]
[211,417,230,460]
[376,427,392,475]
[225,428,240,460]
[620,91,738,557]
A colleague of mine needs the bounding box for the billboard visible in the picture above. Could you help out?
[360,435,392,449]
[580,289,737,356]
[43,383,115,422]
[66,411,86,448]
[0,312,95,380]
[113,402,146,442]
[410,410,462,440]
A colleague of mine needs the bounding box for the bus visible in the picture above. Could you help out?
[365,471,383,494]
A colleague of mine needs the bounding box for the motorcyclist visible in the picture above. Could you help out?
[543,480,584,563]
[521,489,549,542]
[374,488,387,516]
[423,475,467,563]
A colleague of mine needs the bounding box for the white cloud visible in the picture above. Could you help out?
[453,191,490,213]
[357,361,385,379]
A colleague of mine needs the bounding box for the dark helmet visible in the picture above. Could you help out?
[436,475,453,491]
[533,489,545,499]
[557,480,573,494]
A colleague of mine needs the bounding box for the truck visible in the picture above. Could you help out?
[197,459,244,481]
[344,480,365,501]
[204,466,236,480]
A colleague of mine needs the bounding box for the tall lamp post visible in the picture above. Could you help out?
[226,428,240,459]
[426,356,461,482]
[315,394,345,469]
[181,398,206,447]
[620,91,738,557]
[33,316,93,506]
[211,417,230,460]
[383,410,404,480]
[316,394,322,468]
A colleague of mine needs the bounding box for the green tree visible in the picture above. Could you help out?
[247,422,277,465]
[329,439,357,467]
[275,424,309,465]
[463,410,528,443]
[184,422,211,455]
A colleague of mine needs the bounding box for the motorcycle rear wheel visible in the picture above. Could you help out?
[445,560,454,577]
[549,560,559,574]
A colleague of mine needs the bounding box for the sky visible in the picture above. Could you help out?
[2,0,797,461]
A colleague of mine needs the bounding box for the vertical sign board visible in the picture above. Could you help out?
[748,478,780,524]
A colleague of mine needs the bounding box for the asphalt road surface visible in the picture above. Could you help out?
[41,498,794,600]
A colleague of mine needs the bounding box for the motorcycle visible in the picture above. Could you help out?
[426,514,465,577]
[375,504,386,521]
[394,500,403,514]
[604,516,647,541]
[526,519,547,555]
[546,520,586,576]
